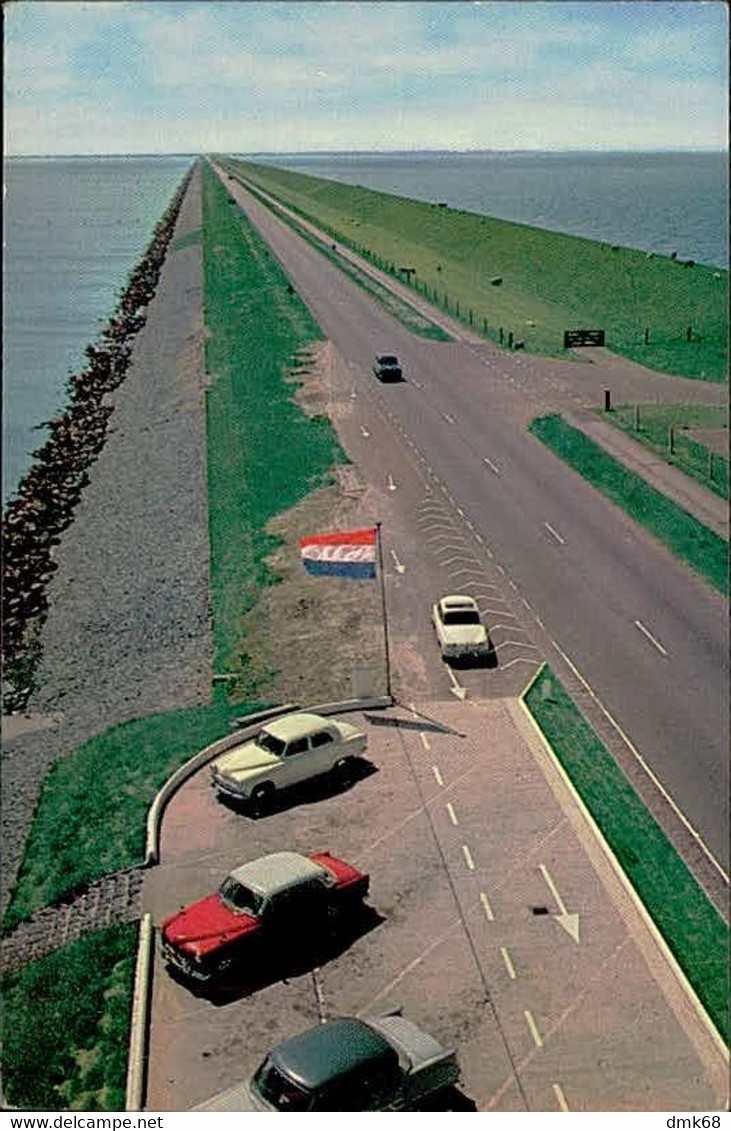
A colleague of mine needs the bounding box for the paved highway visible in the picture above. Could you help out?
[217,168,729,872]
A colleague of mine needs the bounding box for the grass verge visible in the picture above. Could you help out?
[202,163,346,699]
[529,414,728,594]
[2,923,137,1110]
[220,158,728,383]
[604,403,729,501]
[4,698,266,929]
[524,666,729,1043]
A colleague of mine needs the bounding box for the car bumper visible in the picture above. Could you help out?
[162,942,211,982]
[211,772,248,800]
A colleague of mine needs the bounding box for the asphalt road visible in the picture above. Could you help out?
[217,167,729,873]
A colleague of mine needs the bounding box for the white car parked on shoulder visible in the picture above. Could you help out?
[432,595,491,662]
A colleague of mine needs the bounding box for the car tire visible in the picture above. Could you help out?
[250,782,274,811]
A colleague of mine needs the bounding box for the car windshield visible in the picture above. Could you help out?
[379,356,398,365]
[253,1059,311,1111]
[443,610,480,625]
[218,878,262,916]
[255,731,286,757]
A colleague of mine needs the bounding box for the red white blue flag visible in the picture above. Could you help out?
[300,527,377,579]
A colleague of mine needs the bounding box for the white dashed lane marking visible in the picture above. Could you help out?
[634,619,668,657]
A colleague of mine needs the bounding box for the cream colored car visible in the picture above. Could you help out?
[211,712,367,807]
[432,595,490,662]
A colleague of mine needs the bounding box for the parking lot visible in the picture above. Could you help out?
[143,699,726,1112]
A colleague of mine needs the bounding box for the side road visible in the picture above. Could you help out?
[1,165,211,914]
[564,410,728,539]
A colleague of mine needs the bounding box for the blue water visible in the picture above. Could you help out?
[2,155,192,503]
[250,150,728,270]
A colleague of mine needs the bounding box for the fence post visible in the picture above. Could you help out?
[469,309,473,324]
[708,450,714,482]
[634,405,640,431]
[644,328,649,345]
[668,426,675,455]
[483,317,487,333]
[604,389,611,413]
[499,327,504,343]
[456,299,460,316]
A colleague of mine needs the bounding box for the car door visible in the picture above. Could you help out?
[309,729,337,775]
[280,735,311,786]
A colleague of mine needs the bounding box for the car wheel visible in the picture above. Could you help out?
[251,782,274,811]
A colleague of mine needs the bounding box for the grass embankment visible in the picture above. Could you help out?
[2,924,137,1110]
[4,699,265,929]
[202,162,345,697]
[221,157,728,383]
[604,403,729,501]
[524,667,729,1043]
[529,414,728,594]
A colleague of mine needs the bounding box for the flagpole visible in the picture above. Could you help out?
[375,522,393,700]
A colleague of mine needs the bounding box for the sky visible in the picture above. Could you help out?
[3,0,728,156]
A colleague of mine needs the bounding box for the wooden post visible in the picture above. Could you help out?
[686,326,692,342]
[708,451,714,482]
[644,327,649,345]
[668,426,675,454]
[604,389,612,412]
[634,405,640,431]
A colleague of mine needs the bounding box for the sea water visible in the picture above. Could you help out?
[2,155,192,503]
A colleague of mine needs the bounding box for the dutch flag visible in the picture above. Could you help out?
[300,527,377,579]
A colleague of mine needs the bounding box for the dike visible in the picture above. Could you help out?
[1,161,212,913]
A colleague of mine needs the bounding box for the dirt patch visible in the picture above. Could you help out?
[237,342,387,707]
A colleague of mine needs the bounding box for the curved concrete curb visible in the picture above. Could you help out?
[125,913,154,1112]
[144,703,297,865]
[144,694,393,865]
[518,676,729,1061]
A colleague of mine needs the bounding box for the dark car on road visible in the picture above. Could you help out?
[373,354,403,381]
[194,1013,460,1111]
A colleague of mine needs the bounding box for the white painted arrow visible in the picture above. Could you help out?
[539,864,580,943]
[446,665,467,700]
[387,474,397,492]
[390,549,406,574]
[360,425,370,438]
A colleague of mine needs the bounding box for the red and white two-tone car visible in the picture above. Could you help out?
[161,850,369,985]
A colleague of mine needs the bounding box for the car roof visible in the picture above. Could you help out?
[376,354,399,362]
[262,712,332,742]
[228,852,327,896]
[270,1018,397,1090]
[440,594,478,610]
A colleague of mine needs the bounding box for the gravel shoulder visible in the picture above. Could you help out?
[1,167,212,909]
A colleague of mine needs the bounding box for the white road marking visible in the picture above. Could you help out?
[312,967,327,1022]
[535,616,545,629]
[525,1010,543,1048]
[420,731,431,751]
[634,619,668,656]
[500,946,517,980]
[432,765,443,787]
[446,802,459,826]
[483,456,501,475]
[553,1083,570,1112]
[549,639,729,885]
[390,549,406,574]
[480,892,495,921]
[387,473,397,491]
[539,864,580,944]
[442,412,456,424]
[521,598,532,610]
[494,640,538,650]
[544,522,565,545]
[462,844,476,870]
[475,533,484,544]
[501,657,542,671]
[447,666,468,701]
[360,425,370,438]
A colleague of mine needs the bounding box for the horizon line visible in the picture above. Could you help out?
[5,145,726,160]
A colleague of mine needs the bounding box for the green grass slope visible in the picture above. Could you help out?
[202,164,345,694]
[2,924,137,1110]
[221,157,728,383]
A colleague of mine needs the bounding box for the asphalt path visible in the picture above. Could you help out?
[216,167,729,874]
